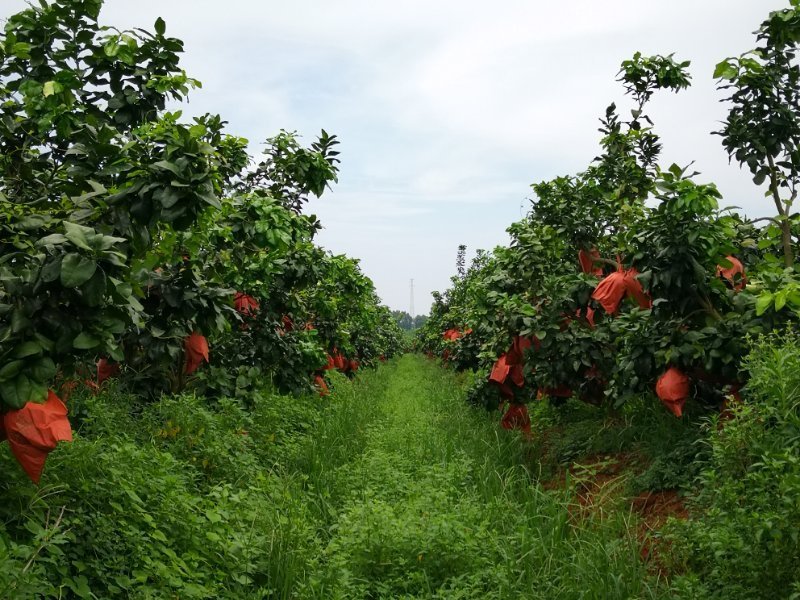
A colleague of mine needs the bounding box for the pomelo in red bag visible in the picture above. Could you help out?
[536,385,573,399]
[592,268,651,314]
[656,367,690,418]
[501,403,531,437]
[4,391,72,483]
[332,350,347,371]
[184,332,209,375]
[509,364,525,387]
[623,268,652,309]
[233,292,259,317]
[716,255,747,291]
[314,375,330,397]
[489,354,511,384]
[592,271,627,314]
[507,336,533,365]
[97,358,120,385]
[575,306,596,328]
[442,328,460,341]
[578,248,604,277]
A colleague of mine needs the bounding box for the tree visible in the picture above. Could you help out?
[0,0,238,408]
[715,0,800,267]
[392,310,414,331]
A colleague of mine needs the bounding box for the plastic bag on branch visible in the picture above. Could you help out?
[184,332,209,374]
[592,268,651,314]
[578,248,604,277]
[490,354,511,384]
[234,292,260,317]
[96,358,120,386]
[3,391,73,483]
[314,375,330,397]
[716,255,747,291]
[501,403,532,437]
[656,367,690,418]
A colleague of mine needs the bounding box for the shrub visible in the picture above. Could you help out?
[668,333,800,599]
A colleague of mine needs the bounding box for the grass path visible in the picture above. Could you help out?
[292,355,658,599]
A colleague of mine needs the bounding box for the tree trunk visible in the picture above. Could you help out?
[782,219,794,268]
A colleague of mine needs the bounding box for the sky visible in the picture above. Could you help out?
[4,0,790,312]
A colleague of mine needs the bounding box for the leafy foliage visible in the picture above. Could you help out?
[0,0,403,477]
[418,45,799,421]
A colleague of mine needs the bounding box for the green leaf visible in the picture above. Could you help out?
[104,38,120,57]
[152,160,182,177]
[0,374,47,409]
[31,357,56,383]
[0,360,24,381]
[43,81,60,97]
[40,257,62,283]
[713,59,737,80]
[755,293,773,316]
[64,222,94,251]
[37,233,68,246]
[775,290,788,311]
[64,575,92,598]
[81,270,107,307]
[11,42,31,59]
[154,17,166,35]
[61,253,97,287]
[73,332,101,350]
[14,341,42,359]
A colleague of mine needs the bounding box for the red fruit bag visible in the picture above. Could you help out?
[443,328,461,341]
[509,364,525,388]
[507,336,533,366]
[489,354,511,384]
[501,403,532,437]
[543,385,573,398]
[578,248,604,277]
[575,306,596,328]
[333,351,347,371]
[623,269,652,309]
[656,367,690,418]
[234,292,259,317]
[314,375,330,397]
[184,332,209,375]
[96,358,120,385]
[592,271,627,314]
[4,391,73,483]
[716,255,747,291]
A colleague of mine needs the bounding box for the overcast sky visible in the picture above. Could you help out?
[5,1,790,312]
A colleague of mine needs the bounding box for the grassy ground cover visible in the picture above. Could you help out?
[0,355,663,599]
[7,348,799,599]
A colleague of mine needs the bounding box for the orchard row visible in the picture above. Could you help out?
[0,0,404,481]
[418,3,800,432]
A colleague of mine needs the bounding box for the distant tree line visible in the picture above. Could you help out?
[392,311,428,331]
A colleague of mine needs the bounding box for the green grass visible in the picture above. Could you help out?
[0,356,665,599]
[295,355,658,599]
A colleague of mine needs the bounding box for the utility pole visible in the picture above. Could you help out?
[409,279,415,318]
